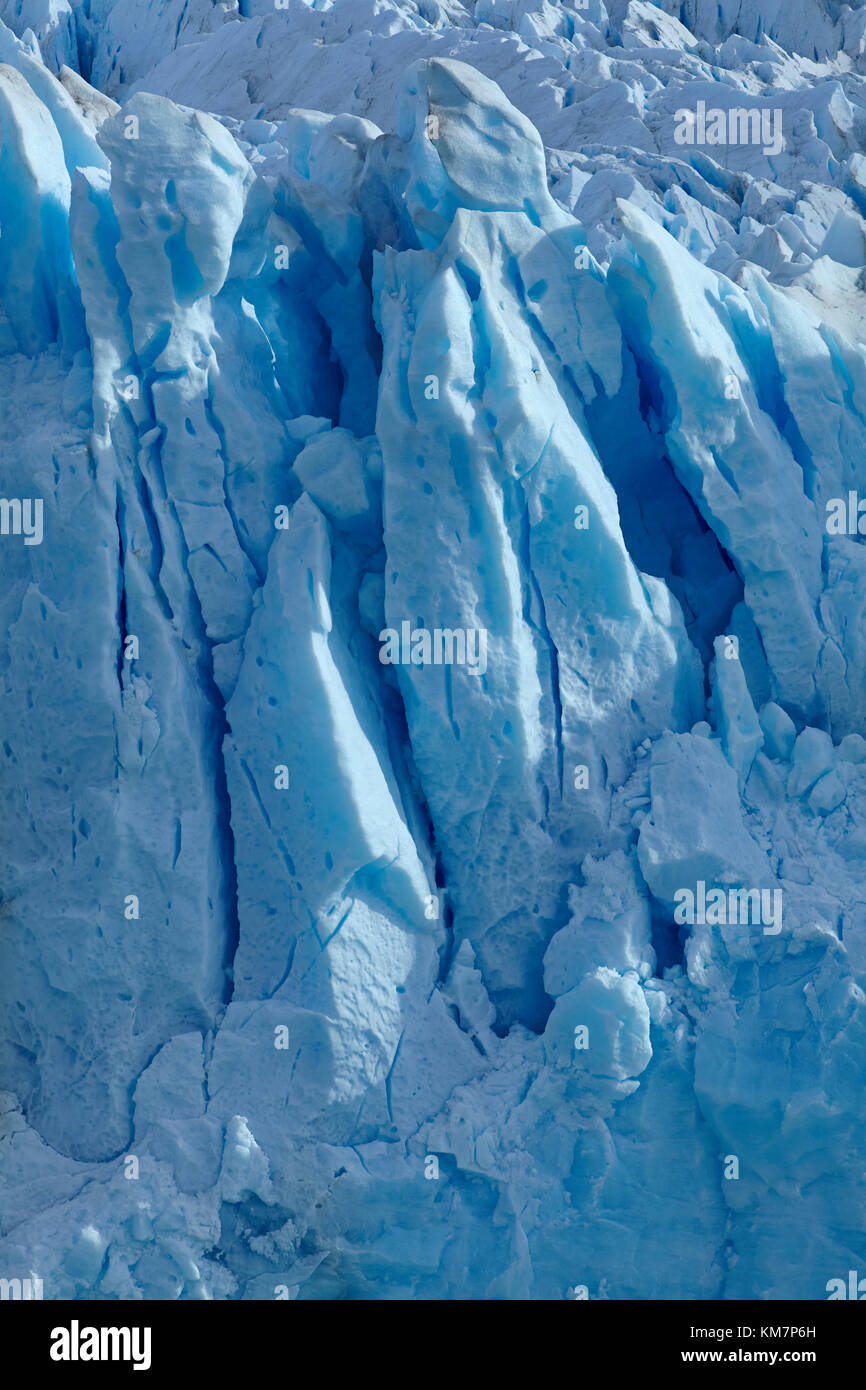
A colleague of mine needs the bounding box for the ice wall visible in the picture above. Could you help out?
[0,1,865,1300]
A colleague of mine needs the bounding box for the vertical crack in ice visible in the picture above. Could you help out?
[120,365,244,1031]
[516,489,565,802]
[113,486,128,699]
[204,366,266,588]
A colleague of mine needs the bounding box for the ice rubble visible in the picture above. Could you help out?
[0,0,865,1300]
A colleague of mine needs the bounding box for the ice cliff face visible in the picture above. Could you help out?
[0,0,865,1300]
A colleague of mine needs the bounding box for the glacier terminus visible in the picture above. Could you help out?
[0,0,865,1306]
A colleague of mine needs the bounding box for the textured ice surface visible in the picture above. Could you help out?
[0,0,865,1300]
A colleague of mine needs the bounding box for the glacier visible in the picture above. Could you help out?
[0,0,865,1301]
